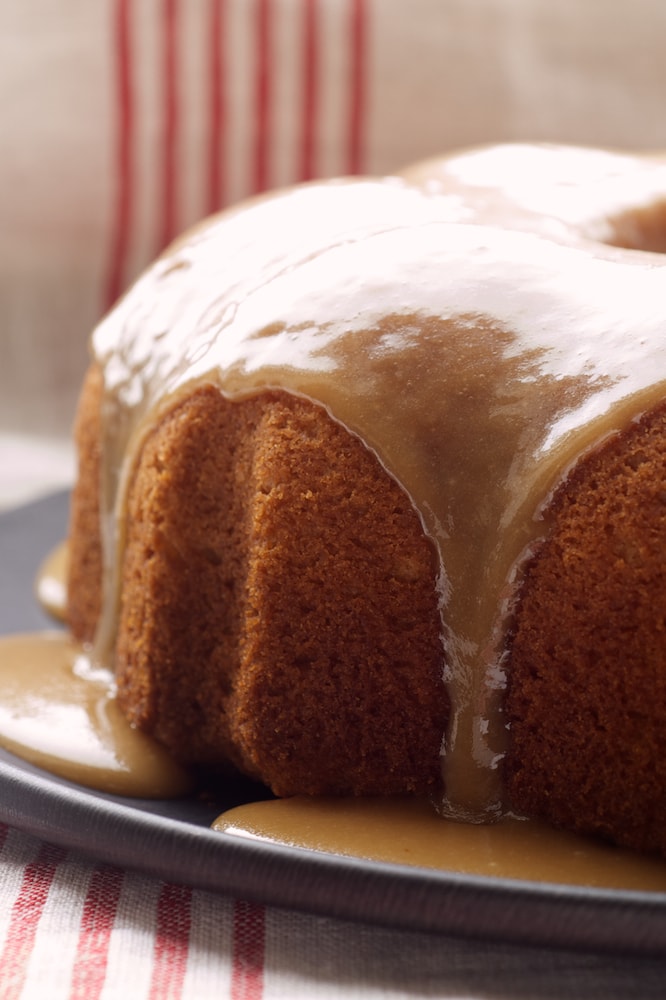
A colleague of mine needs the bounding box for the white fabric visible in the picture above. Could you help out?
[1,823,666,1000]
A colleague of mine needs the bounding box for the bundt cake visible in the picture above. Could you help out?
[67,144,666,856]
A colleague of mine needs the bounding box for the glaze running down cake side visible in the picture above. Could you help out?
[67,144,666,856]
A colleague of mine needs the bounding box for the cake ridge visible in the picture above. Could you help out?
[67,143,666,848]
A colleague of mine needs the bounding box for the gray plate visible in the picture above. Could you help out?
[0,491,665,956]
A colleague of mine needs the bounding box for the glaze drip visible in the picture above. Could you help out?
[86,146,666,819]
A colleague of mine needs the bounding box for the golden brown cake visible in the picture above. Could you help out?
[67,144,666,854]
[69,369,446,797]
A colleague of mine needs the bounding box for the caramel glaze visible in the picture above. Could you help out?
[88,143,666,821]
[1,554,191,796]
[214,797,666,893]
[35,540,68,622]
[0,631,191,798]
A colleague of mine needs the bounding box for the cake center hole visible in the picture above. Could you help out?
[604,202,666,254]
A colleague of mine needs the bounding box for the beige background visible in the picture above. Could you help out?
[1,0,666,503]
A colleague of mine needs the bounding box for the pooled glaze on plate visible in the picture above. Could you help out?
[215,796,666,892]
[0,631,191,798]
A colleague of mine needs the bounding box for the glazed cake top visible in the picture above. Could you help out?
[91,144,666,818]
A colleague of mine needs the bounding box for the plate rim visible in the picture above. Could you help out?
[1,747,666,957]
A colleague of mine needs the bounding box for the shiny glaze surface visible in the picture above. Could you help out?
[215,796,666,892]
[0,631,191,798]
[35,540,68,622]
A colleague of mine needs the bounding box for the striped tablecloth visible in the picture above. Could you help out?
[2,819,666,1000]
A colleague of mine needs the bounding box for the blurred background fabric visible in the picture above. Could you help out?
[2,0,666,452]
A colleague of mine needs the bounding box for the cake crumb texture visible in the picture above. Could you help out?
[70,371,447,797]
[506,404,666,856]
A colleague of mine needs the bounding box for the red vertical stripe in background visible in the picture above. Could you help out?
[104,0,134,310]
[254,0,272,193]
[148,882,193,1000]
[299,0,319,181]
[208,0,227,213]
[160,0,180,250]
[230,900,266,1000]
[348,0,367,174]
[0,842,68,1000]
[69,866,125,1000]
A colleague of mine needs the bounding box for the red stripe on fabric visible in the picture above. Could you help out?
[230,900,265,1000]
[159,0,180,251]
[68,866,125,1000]
[207,0,227,212]
[299,0,319,181]
[253,0,272,193]
[148,883,192,1000]
[347,0,367,174]
[0,842,68,1000]
[104,0,134,310]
